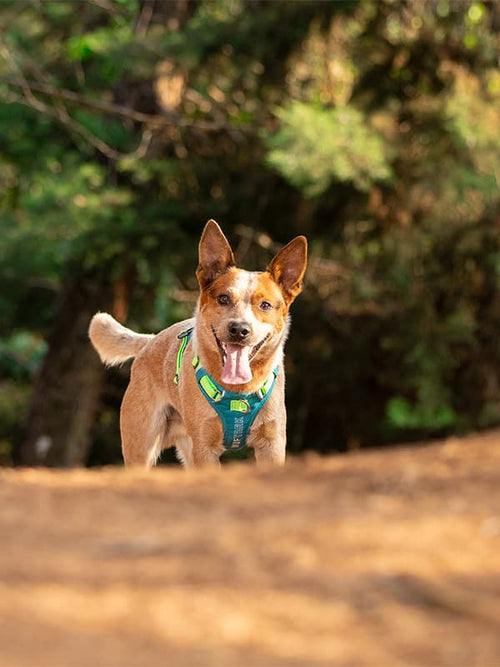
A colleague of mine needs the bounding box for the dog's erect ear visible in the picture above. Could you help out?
[197,220,235,289]
[267,236,308,304]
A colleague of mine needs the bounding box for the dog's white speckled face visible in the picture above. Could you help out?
[196,220,307,386]
[200,268,287,384]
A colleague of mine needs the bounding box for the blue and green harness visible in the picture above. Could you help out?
[174,329,278,451]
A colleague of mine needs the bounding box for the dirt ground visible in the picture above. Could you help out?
[0,432,499,667]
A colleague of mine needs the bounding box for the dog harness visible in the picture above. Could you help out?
[174,329,278,451]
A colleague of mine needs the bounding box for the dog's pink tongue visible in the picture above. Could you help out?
[221,344,252,384]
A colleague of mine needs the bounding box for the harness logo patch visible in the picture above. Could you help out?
[232,415,245,448]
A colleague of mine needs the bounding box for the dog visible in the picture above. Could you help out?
[89,220,307,467]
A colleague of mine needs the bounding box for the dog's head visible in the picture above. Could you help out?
[196,220,307,386]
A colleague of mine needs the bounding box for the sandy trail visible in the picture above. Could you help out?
[0,432,499,666]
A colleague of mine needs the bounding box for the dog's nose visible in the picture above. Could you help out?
[228,321,251,342]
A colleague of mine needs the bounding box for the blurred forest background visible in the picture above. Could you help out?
[0,0,499,467]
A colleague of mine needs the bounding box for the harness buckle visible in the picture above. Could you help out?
[177,328,194,340]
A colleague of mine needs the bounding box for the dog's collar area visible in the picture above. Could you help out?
[174,329,278,451]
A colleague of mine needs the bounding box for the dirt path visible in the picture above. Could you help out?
[0,432,499,666]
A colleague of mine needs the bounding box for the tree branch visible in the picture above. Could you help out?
[0,66,153,160]
[1,76,253,133]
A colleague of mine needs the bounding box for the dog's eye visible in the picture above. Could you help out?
[259,301,273,311]
[217,294,231,306]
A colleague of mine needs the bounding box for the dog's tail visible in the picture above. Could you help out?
[89,312,154,366]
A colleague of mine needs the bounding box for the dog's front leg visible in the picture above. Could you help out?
[253,440,286,467]
[250,419,287,467]
[192,446,222,467]
[185,417,224,467]
[120,379,164,467]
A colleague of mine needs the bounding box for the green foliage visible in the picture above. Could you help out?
[0,332,47,381]
[386,395,456,431]
[0,380,31,465]
[265,102,392,196]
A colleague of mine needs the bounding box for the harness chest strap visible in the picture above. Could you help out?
[174,329,278,451]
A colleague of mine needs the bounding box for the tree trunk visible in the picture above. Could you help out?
[17,272,113,467]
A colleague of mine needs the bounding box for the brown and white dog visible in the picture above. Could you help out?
[89,220,307,467]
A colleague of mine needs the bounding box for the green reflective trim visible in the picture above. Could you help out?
[200,374,223,401]
[258,370,277,398]
[174,329,193,385]
[230,399,250,413]
[192,355,199,368]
